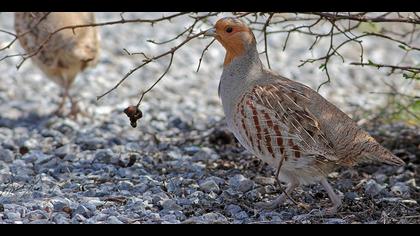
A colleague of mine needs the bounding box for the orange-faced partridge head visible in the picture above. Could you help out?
[205,17,404,214]
[15,12,100,117]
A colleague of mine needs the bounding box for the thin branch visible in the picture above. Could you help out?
[136,53,174,107]
[317,65,332,92]
[350,62,420,74]
[196,38,216,72]
[309,12,420,24]
[370,91,420,99]
[262,13,274,69]
[0,12,51,51]
[122,48,150,58]
[0,29,16,37]
[97,31,207,101]
[148,12,219,45]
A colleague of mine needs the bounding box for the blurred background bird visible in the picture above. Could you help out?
[14,12,100,117]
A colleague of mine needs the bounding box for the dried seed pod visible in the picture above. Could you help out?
[124,106,143,128]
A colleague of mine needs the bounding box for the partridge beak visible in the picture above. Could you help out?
[204,28,217,37]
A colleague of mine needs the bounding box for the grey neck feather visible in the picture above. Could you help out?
[219,44,263,98]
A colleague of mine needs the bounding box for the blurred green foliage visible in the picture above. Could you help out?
[384,98,420,126]
[357,22,383,34]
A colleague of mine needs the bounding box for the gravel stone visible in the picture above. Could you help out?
[0,148,14,162]
[74,205,93,218]
[365,179,386,197]
[344,192,359,201]
[4,212,21,221]
[161,199,182,211]
[224,204,242,216]
[324,218,347,224]
[107,216,123,224]
[229,174,255,193]
[94,149,114,163]
[27,210,48,221]
[199,179,220,193]
[54,144,72,159]
[391,182,410,196]
[52,213,70,224]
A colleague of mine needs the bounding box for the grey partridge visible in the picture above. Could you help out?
[14,12,100,117]
[204,17,404,214]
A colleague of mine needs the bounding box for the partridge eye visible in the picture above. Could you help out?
[226,27,233,33]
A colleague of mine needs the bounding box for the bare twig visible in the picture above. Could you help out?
[350,62,420,74]
[196,38,216,72]
[136,52,174,107]
[0,12,51,51]
[262,13,274,69]
[309,12,420,24]
[148,12,219,45]
[97,31,207,101]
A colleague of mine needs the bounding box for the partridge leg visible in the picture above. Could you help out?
[69,95,91,119]
[256,181,299,210]
[53,89,69,117]
[69,96,81,118]
[320,177,342,215]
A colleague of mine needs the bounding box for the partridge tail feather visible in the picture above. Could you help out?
[364,144,405,166]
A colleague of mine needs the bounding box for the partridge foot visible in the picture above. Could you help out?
[53,95,67,117]
[256,181,298,210]
[69,99,80,119]
[320,177,342,216]
[255,195,286,210]
[68,98,89,119]
[323,205,341,216]
[297,202,311,211]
